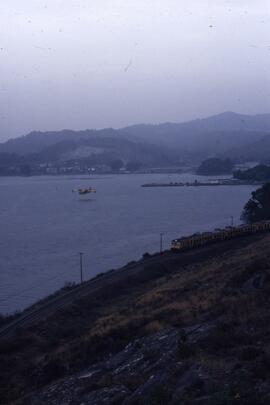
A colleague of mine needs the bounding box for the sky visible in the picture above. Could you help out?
[0,0,270,140]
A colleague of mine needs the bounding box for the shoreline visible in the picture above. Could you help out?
[142,179,264,187]
[0,230,267,337]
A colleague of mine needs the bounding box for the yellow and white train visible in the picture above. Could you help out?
[171,220,270,252]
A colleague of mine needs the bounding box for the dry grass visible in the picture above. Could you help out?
[1,234,270,403]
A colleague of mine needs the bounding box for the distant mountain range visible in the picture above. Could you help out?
[121,112,270,159]
[122,111,270,142]
[1,112,270,167]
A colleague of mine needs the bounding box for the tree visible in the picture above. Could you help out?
[234,165,270,181]
[109,159,124,171]
[197,158,233,175]
[241,183,270,223]
[126,161,141,172]
[20,164,31,176]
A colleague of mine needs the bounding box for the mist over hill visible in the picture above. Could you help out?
[120,112,270,159]
[35,136,183,167]
[1,112,270,171]
[220,134,270,163]
[121,111,270,143]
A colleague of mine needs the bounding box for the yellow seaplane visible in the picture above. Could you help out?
[72,187,97,197]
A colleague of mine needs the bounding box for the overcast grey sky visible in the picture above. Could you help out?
[0,0,270,140]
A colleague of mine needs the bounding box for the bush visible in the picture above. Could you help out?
[241,183,270,223]
[239,346,263,361]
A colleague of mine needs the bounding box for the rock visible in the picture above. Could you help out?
[83,385,130,404]
[242,274,266,291]
[170,365,204,404]
[27,327,212,404]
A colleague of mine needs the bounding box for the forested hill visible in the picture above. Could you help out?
[122,111,270,134]
[1,112,270,165]
[0,129,117,155]
[120,111,270,147]
[0,136,184,174]
[220,134,270,163]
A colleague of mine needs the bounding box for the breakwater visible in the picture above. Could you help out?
[141,179,262,187]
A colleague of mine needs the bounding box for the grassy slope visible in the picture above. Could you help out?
[1,233,270,404]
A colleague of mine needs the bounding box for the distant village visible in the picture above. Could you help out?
[0,154,262,178]
[0,159,195,176]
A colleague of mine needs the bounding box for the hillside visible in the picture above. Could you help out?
[120,112,270,153]
[1,233,270,404]
[234,165,270,181]
[1,112,270,166]
[221,134,270,163]
[122,111,270,139]
[0,135,183,175]
[0,129,122,156]
[34,136,182,167]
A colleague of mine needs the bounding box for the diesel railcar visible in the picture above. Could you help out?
[171,220,270,252]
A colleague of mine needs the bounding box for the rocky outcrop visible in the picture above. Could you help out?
[29,328,210,405]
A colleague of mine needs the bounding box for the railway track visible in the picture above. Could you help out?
[0,253,170,339]
[0,281,95,338]
[0,232,265,340]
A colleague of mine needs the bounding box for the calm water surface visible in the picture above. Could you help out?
[0,174,255,314]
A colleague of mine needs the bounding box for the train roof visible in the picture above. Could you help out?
[172,220,270,244]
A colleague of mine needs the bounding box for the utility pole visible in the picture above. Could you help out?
[160,232,164,254]
[79,252,84,284]
[231,216,234,227]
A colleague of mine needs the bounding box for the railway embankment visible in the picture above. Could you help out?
[1,232,270,404]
